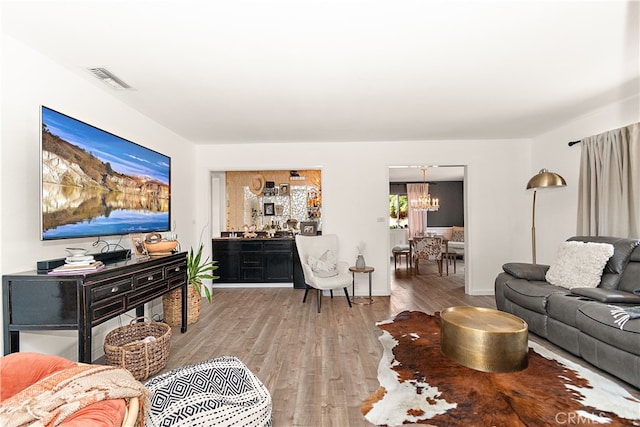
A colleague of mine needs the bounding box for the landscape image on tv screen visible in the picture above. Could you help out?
[41,106,171,240]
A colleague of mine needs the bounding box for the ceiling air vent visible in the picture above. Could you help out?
[87,67,132,90]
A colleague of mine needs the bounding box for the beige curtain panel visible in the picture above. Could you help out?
[407,183,428,237]
[577,122,640,238]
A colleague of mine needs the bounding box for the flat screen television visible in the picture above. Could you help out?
[40,106,171,240]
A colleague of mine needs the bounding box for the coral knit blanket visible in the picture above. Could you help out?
[0,363,149,427]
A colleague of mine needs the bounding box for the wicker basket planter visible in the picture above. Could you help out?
[104,317,171,380]
[162,284,201,326]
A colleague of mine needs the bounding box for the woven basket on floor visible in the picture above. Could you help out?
[104,317,171,380]
[162,284,201,326]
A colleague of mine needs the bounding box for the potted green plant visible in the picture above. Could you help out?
[188,243,219,303]
[163,244,219,326]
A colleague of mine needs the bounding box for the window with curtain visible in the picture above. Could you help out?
[577,122,639,238]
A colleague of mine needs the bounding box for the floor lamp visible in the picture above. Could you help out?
[526,169,566,264]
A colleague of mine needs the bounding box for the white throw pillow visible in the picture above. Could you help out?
[308,250,338,278]
[545,241,614,289]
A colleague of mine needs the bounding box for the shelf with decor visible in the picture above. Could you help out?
[224,170,322,232]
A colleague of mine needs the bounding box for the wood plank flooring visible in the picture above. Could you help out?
[157,259,638,426]
[161,260,476,426]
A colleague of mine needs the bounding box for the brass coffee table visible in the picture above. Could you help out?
[440,306,528,373]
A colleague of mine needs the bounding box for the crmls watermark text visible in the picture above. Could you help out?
[555,411,609,424]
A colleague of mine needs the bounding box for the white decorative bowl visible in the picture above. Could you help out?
[66,247,88,257]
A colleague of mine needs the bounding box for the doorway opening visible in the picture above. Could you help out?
[388,165,468,293]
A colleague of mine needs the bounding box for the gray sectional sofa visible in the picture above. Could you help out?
[495,236,640,388]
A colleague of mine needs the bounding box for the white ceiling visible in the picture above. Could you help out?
[2,0,639,145]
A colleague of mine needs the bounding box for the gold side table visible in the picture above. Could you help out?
[349,266,374,305]
[440,306,528,373]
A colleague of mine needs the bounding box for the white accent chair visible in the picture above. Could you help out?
[295,234,353,313]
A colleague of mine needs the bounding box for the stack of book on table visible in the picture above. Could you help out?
[48,254,105,274]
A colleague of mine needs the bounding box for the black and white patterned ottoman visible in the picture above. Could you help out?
[145,356,272,426]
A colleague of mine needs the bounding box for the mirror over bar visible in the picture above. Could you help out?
[224,170,322,233]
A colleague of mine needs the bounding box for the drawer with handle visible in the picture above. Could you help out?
[91,278,133,303]
[165,260,187,280]
[133,267,164,289]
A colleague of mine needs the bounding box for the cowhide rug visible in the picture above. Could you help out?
[362,310,640,426]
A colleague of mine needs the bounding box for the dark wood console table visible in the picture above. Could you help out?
[2,252,187,363]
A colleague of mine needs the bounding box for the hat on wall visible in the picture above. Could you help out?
[249,174,265,195]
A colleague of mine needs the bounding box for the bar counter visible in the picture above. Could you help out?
[212,235,305,288]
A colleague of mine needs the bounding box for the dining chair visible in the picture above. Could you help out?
[412,236,444,276]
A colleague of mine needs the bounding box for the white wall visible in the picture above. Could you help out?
[0,19,4,348]
[531,94,640,265]
[196,94,639,298]
[196,139,534,298]
[0,36,197,360]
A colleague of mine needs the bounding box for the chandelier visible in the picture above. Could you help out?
[410,167,440,212]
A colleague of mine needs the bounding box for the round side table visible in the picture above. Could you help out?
[349,266,374,305]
